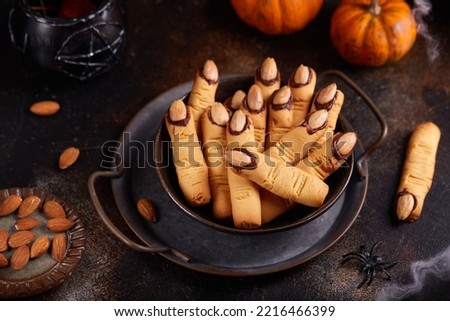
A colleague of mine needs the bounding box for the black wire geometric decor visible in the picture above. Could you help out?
[55,21,125,80]
[9,0,126,80]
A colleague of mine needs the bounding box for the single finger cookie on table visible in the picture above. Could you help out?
[395,122,440,222]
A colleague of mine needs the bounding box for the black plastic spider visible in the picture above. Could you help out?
[342,241,397,288]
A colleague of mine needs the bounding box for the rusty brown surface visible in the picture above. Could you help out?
[0,0,449,300]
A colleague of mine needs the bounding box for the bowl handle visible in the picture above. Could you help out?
[319,69,388,180]
[88,170,191,262]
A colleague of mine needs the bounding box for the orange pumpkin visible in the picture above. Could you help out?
[330,0,417,66]
[230,0,324,35]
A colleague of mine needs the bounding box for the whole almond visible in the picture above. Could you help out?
[247,85,264,111]
[47,218,75,232]
[30,236,51,259]
[397,192,416,221]
[307,109,328,130]
[0,194,23,217]
[29,100,60,116]
[210,102,230,126]
[43,200,66,218]
[293,64,310,85]
[335,132,357,157]
[202,59,219,82]
[169,99,187,122]
[227,149,253,167]
[15,217,39,231]
[10,245,30,270]
[259,57,278,81]
[136,198,157,223]
[229,110,247,132]
[0,230,8,252]
[272,86,292,105]
[0,253,8,268]
[229,90,245,111]
[18,195,41,218]
[59,147,80,170]
[51,234,67,262]
[8,230,35,248]
[316,83,337,104]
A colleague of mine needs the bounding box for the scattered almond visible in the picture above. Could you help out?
[0,230,8,252]
[15,217,39,231]
[0,253,8,268]
[18,195,41,218]
[59,147,80,170]
[43,200,66,218]
[30,236,51,259]
[51,234,67,262]
[136,198,157,223]
[47,218,75,232]
[29,100,60,116]
[8,230,35,248]
[10,245,30,270]
[0,194,23,217]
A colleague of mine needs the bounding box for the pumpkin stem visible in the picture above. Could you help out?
[369,0,381,15]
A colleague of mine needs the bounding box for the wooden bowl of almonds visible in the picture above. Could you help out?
[0,187,86,298]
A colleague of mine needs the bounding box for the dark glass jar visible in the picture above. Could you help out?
[9,0,126,80]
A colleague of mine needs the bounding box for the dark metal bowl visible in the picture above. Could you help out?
[87,71,386,273]
[154,75,354,234]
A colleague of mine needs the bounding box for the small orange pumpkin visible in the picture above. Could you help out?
[330,0,417,66]
[230,0,324,35]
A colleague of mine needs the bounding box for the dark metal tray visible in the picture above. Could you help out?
[88,72,386,276]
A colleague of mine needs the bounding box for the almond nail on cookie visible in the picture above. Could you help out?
[240,84,267,152]
[310,83,344,135]
[165,99,211,207]
[254,57,281,101]
[223,89,246,113]
[266,86,294,149]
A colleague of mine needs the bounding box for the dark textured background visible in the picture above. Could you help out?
[0,0,449,300]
